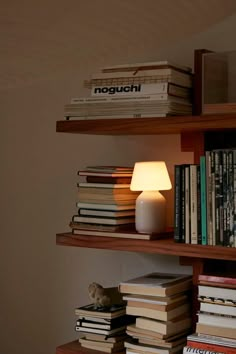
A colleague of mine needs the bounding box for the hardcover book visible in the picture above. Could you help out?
[119,272,192,297]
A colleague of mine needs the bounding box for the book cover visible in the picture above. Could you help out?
[174,165,182,243]
[119,272,192,297]
[75,303,126,319]
[190,164,198,244]
[186,341,236,354]
[183,345,226,354]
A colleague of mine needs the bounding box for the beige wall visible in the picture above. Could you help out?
[1,2,236,354]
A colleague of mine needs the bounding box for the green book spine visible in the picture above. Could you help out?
[200,156,207,245]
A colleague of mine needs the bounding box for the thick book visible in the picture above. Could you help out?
[126,302,190,321]
[198,312,236,329]
[187,332,236,348]
[119,272,192,297]
[78,182,131,189]
[198,274,236,286]
[135,315,192,336]
[100,60,192,73]
[186,341,236,354]
[122,293,188,306]
[70,221,135,233]
[90,82,191,99]
[75,303,126,319]
[196,323,236,340]
[78,170,133,177]
[86,176,132,184]
[75,324,126,336]
[79,208,135,218]
[77,186,136,196]
[126,323,189,340]
[200,156,207,245]
[200,301,236,317]
[198,284,236,302]
[85,166,133,172]
[76,202,135,211]
[79,336,125,350]
[82,332,128,343]
[76,315,134,330]
[183,345,224,354]
[126,297,187,312]
[138,336,187,349]
[124,339,185,354]
[71,226,171,240]
[72,215,135,226]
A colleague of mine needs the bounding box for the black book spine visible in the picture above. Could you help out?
[174,165,183,242]
[197,165,202,244]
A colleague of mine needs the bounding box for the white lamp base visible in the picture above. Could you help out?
[135,191,166,234]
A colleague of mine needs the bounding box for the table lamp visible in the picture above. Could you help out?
[130,161,172,234]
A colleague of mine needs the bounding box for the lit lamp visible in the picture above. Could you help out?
[130,161,172,234]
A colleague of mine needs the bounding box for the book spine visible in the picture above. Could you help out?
[190,165,198,244]
[228,150,235,247]
[205,151,213,245]
[233,150,236,247]
[186,342,236,354]
[214,150,223,245]
[222,150,228,246]
[183,345,225,354]
[210,151,216,245]
[185,165,190,244]
[200,156,207,245]
[197,165,202,244]
[181,165,186,243]
[174,165,183,242]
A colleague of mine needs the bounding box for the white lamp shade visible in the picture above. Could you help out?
[130,161,172,191]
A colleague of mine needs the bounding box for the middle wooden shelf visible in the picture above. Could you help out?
[56,232,236,261]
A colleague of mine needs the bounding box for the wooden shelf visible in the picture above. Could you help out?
[56,232,236,261]
[56,114,236,135]
[56,341,116,354]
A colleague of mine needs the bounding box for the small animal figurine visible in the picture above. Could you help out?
[88,282,111,308]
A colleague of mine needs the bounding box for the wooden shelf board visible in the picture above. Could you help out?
[56,232,236,261]
[56,341,124,354]
[56,115,236,135]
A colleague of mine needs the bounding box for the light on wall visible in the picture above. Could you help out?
[130,161,172,234]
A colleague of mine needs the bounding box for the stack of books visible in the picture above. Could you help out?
[70,166,139,235]
[183,273,236,354]
[64,60,193,120]
[119,272,193,354]
[75,303,132,353]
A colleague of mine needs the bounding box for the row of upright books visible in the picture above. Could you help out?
[183,273,236,354]
[64,60,193,120]
[174,148,236,247]
[75,272,193,354]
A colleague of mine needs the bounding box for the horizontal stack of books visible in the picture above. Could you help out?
[119,272,193,354]
[70,166,139,235]
[75,303,132,353]
[64,60,193,120]
[183,273,236,354]
[174,148,236,247]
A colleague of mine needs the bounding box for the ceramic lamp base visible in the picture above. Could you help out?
[135,190,166,234]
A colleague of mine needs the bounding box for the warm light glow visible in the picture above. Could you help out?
[130,161,172,191]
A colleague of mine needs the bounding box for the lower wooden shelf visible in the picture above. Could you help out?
[56,341,125,354]
[56,232,236,261]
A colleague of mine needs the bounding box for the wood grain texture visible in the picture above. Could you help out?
[56,233,236,261]
[56,115,236,135]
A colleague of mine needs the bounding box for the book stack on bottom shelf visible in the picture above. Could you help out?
[75,303,133,353]
[119,272,193,354]
[70,166,140,236]
[183,273,236,354]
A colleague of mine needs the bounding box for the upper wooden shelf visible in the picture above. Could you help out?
[56,114,236,135]
[56,232,236,261]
